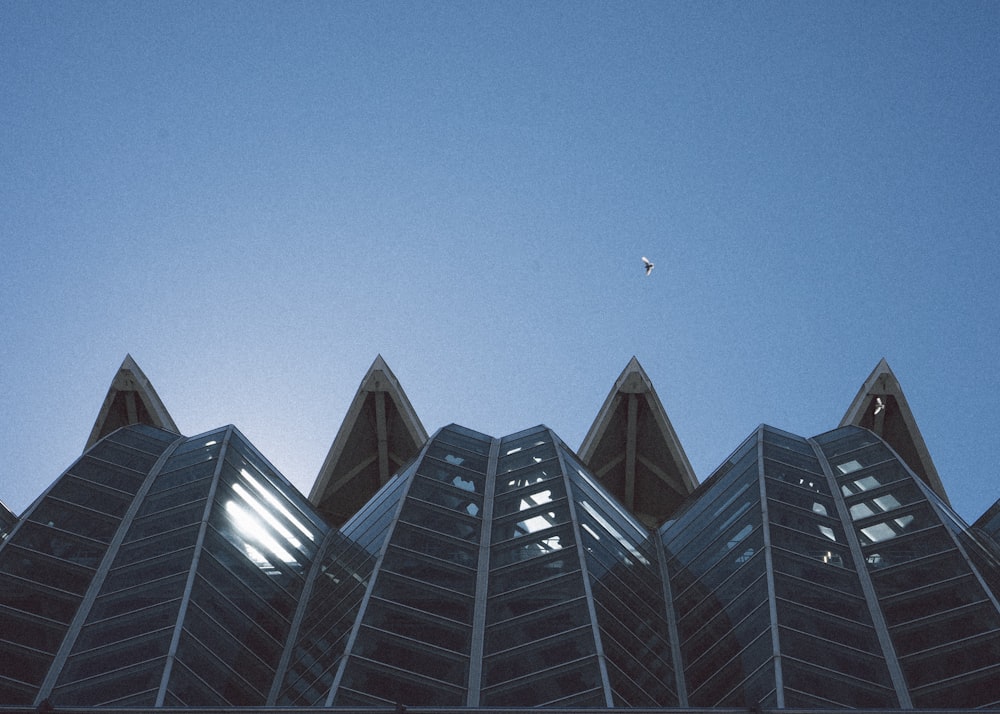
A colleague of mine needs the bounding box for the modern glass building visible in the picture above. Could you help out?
[2,356,1000,711]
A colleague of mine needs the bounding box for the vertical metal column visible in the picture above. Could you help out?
[34,433,187,705]
[154,426,233,706]
[653,529,688,705]
[756,426,784,708]
[808,437,913,708]
[465,436,500,705]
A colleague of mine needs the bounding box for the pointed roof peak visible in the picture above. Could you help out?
[616,356,652,394]
[841,360,949,504]
[309,358,427,526]
[86,355,179,449]
[579,360,697,527]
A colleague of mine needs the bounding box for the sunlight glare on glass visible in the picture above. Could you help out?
[224,499,296,565]
[580,500,649,565]
[232,481,303,551]
[240,468,316,541]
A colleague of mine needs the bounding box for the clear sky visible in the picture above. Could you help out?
[2,2,998,525]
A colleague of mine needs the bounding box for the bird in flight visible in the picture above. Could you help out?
[642,256,654,276]
[874,397,885,415]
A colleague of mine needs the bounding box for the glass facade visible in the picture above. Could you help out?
[3,420,1000,709]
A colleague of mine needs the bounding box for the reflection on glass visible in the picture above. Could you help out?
[837,460,863,475]
[224,500,295,567]
[579,501,650,565]
[239,469,316,542]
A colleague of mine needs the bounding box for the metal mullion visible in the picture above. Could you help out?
[180,623,267,701]
[367,595,469,631]
[32,432,186,705]
[404,492,482,519]
[674,540,765,614]
[489,569,580,603]
[348,656,466,697]
[323,427,436,707]
[184,598,275,672]
[71,452,149,477]
[809,436,912,707]
[671,523,765,602]
[753,425,784,707]
[488,594,588,630]
[377,568,475,603]
[537,684,606,707]
[554,433,614,707]
[153,427,231,707]
[909,480,1000,620]
[687,627,772,702]
[383,543,476,577]
[394,519,480,554]
[485,622,593,662]
[588,577,671,650]
[653,528,688,704]
[775,593,878,632]
[680,585,769,656]
[200,521,304,602]
[780,652,899,694]
[663,475,757,556]
[481,652,598,694]
[28,495,120,529]
[194,544,292,630]
[882,571,976,604]
[63,625,176,664]
[901,623,1000,663]
[565,606,671,686]
[683,598,771,675]
[764,489,839,524]
[55,472,135,501]
[267,526,336,705]
[357,621,468,660]
[72,596,182,642]
[490,522,572,551]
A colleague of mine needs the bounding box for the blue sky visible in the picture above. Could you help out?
[2,2,998,524]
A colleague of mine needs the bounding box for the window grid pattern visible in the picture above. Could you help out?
[481,428,602,707]
[816,426,1000,708]
[165,432,326,707]
[52,429,224,705]
[332,426,491,707]
[278,469,410,705]
[761,427,897,708]
[9,420,1000,710]
[0,425,176,705]
[663,433,774,707]
[563,448,677,706]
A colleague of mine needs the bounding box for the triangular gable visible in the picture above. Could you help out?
[309,355,427,527]
[86,355,179,449]
[840,358,950,505]
[578,357,698,528]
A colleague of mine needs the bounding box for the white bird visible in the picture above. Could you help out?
[874,397,885,415]
[642,256,654,276]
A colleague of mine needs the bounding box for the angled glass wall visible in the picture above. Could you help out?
[562,448,678,707]
[331,425,491,707]
[661,431,772,707]
[662,426,901,708]
[763,427,897,708]
[7,417,1000,711]
[481,428,604,707]
[815,426,1000,708]
[0,425,178,705]
[48,426,326,708]
[0,501,16,540]
[276,463,413,706]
